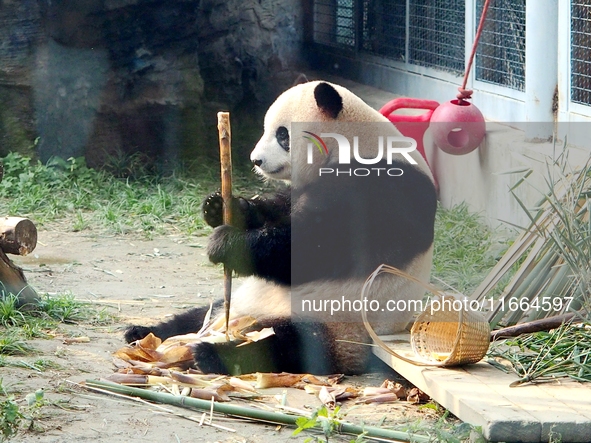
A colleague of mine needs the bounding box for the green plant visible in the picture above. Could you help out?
[292,406,368,443]
[0,331,32,356]
[0,380,23,442]
[0,381,49,441]
[488,320,591,385]
[0,294,26,328]
[37,292,108,324]
[472,144,591,327]
[399,411,485,443]
[11,359,63,372]
[0,152,264,238]
[432,202,506,294]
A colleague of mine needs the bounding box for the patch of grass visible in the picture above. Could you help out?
[37,292,114,325]
[432,202,507,295]
[0,294,26,328]
[0,331,33,356]
[37,292,90,324]
[11,359,64,372]
[0,291,115,362]
[0,152,264,237]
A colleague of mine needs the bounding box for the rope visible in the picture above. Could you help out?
[457,0,492,103]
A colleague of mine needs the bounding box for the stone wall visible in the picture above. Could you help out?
[0,0,304,170]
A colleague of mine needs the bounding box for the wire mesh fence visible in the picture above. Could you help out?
[475,0,525,91]
[311,1,585,102]
[408,0,465,74]
[313,0,465,74]
[571,1,591,106]
[313,0,356,48]
[361,0,405,60]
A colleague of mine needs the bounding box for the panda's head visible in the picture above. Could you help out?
[250,81,356,184]
[250,80,428,187]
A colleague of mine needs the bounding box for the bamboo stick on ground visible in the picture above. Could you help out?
[217,112,233,339]
[85,379,430,443]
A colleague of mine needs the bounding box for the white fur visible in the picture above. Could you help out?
[229,277,291,318]
[229,246,433,334]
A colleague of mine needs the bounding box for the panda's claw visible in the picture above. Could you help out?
[203,192,250,229]
[123,325,154,343]
[202,192,224,228]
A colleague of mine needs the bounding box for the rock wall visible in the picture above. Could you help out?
[0,0,304,170]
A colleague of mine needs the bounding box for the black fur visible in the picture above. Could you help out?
[193,316,337,374]
[204,191,291,285]
[292,158,436,284]
[202,158,436,287]
[276,126,290,152]
[314,82,343,119]
[203,191,287,231]
[124,300,222,343]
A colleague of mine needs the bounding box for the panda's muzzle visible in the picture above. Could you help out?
[252,159,285,176]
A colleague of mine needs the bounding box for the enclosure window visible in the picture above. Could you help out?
[475,0,525,91]
[313,0,356,48]
[571,1,591,106]
[408,0,465,74]
[360,0,405,60]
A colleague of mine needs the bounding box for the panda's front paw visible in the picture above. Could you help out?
[207,225,253,274]
[202,192,249,229]
[124,325,154,343]
[202,192,224,228]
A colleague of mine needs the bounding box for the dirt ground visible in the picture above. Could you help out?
[3,229,441,443]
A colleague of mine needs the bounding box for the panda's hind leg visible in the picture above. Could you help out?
[124,300,222,343]
[193,317,338,375]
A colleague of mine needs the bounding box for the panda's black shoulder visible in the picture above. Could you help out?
[291,158,436,283]
[258,189,291,224]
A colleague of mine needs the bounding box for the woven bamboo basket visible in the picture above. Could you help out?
[361,264,490,367]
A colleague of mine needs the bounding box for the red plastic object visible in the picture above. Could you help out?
[379,98,439,184]
[429,99,486,155]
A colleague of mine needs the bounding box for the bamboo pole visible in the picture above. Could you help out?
[217,112,233,339]
[490,312,578,341]
[85,380,430,443]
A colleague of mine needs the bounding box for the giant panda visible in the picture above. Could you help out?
[124,81,437,375]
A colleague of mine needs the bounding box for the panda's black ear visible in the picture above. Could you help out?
[314,82,343,119]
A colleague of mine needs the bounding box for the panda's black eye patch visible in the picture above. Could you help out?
[276,126,290,152]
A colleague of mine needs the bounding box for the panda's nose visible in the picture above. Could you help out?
[252,159,263,167]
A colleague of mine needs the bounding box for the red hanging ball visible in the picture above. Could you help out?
[429,99,486,155]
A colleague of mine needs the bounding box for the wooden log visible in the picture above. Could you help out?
[0,217,37,255]
[490,312,578,341]
[0,247,39,307]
